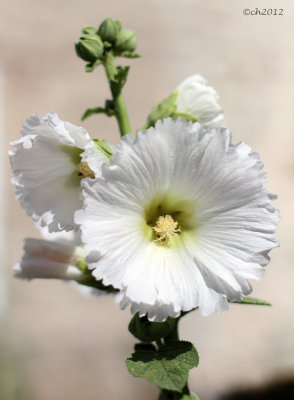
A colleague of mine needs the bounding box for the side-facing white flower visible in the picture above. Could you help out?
[145,74,225,129]
[176,74,225,128]
[15,231,117,297]
[10,113,108,232]
[14,237,87,281]
[76,118,279,322]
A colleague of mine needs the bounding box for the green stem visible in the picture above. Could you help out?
[164,318,179,343]
[103,51,132,136]
[158,383,190,400]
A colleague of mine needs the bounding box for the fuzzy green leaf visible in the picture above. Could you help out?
[126,341,199,392]
[232,296,271,306]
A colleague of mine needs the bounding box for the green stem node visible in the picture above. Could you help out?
[103,51,132,136]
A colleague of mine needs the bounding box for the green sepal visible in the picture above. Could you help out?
[79,277,119,294]
[145,91,179,128]
[170,112,198,123]
[103,41,112,49]
[92,138,113,159]
[129,313,177,343]
[85,59,101,73]
[119,51,141,59]
[144,91,199,129]
[75,258,118,294]
[115,29,137,53]
[82,26,98,35]
[126,340,199,392]
[75,34,104,62]
[110,66,130,97]
[231,296,272,306]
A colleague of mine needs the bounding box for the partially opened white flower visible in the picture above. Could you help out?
[176,74,225,128]
[145,74,225,129]
[15,233,117,297]
[10,113,108,232]
[76,118,279,322]
[14,237,87,281]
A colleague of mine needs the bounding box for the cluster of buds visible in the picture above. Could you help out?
[75,18,137,66]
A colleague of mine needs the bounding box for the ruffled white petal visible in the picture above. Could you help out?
[176,74,225,128]
[76,118,279,321]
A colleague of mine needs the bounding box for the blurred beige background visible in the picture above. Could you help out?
[1,0,294,399]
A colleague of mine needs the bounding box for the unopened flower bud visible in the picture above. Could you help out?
[145,74,225,129]
[114,20,122,33]
[115,29,137,53]
[75,34,104,62]
[82,26,98,35]
[98,18,120,44]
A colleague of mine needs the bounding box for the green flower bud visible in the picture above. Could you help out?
[75,34,104,62]
[114,20,122,33]
[115,29,137,53]
[98,18,120,44]
[82,26,98,35]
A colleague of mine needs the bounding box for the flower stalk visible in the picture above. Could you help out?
[10,16,280,400]
[103,51,132,136]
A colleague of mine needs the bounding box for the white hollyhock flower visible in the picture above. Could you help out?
[9,113,107,232]
[76,118,279,322]
[146,74,225,129]
[176,74,225,128]
[15,232,116,297]
[14,237,87,281]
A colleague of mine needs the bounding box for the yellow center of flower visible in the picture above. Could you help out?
[153,215,181,244]
[76,162,95,179]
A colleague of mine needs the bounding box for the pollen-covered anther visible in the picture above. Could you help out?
[153,215,181,244]
[76,162,95,179]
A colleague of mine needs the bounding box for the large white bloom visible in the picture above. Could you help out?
[176,74,225,128]
[10,113,107,232]
[76,118,279,322]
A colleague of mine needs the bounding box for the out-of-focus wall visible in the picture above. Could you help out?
[1,0,294,399]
